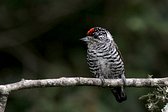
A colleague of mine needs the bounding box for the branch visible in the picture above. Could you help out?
[1,77,168,92]
[0,77,168,112]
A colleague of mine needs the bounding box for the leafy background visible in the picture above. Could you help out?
[0,0,168,112]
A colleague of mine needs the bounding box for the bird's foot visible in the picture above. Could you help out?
[121,75,126,86]
[99,76,105,87]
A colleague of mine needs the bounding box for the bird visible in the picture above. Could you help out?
[81,27,127,103]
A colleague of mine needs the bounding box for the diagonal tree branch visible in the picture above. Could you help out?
[0,77,168,112]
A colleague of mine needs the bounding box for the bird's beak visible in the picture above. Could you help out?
[80,36,89,42]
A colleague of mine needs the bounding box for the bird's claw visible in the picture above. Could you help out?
[99,76,105,87]
[121,75,126,86]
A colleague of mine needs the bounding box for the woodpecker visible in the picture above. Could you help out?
[81,27,127,103]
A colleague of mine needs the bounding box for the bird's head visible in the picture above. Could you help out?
[81,27,113,45]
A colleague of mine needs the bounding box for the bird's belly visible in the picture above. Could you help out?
[87,50,124,79]
[96,56,124,79]
[97,57,111,78]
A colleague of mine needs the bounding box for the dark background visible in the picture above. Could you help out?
[0,0,168,112]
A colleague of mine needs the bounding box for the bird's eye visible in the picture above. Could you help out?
[93,32,99,38]
[94,31,106,38]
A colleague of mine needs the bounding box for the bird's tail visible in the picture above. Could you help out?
[111,87,127,103]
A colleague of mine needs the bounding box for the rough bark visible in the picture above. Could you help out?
[0,77,168,112]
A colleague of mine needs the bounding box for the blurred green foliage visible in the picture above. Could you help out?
[0,0,168,112]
